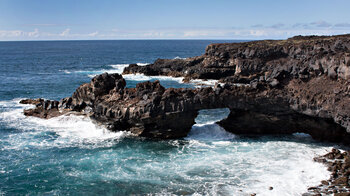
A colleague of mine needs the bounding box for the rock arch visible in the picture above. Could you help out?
[22,73,350,143]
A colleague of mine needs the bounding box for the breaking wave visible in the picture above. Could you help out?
[59,63,223,88]
[0,99,130,150]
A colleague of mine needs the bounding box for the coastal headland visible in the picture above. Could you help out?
[20,34,350,194]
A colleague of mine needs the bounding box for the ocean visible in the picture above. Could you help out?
[0,40,334,195]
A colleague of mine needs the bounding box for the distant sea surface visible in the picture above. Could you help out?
[0,40,333,195]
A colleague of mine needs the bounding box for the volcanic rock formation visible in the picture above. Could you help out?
[21,34,350,143]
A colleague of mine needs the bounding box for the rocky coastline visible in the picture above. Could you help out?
[20,34,350,194]
[22,34,350,142]
[306,148,350,196]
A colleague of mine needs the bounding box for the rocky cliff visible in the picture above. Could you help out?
[21,34,350,143]
[124,34,350,82]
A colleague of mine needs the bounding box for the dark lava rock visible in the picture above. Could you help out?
[123,34,350,82]
[335,193,350,196]
[22,99,61,119]
[19,98,43,105]
[334,176,348,185]
[122,34,350,139]
[310,148,350,195]
[321,180,329,185]
[20,34,350,142]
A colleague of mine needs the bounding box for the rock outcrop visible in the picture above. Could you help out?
[124,34,350,83]
[21,34,350,143]
[310,148,350,195]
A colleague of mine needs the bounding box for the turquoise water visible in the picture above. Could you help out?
[0,40,334,195]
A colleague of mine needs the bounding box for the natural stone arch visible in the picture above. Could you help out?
[22,73,350,144]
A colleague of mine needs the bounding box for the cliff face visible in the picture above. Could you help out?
[124,34,350,82]
[21,34,350,143]
[123,34,350,139]
[205,35,350,81]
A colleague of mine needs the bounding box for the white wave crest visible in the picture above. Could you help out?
[190,79,225,88]
[60,63,136,77]
[59,63,224,87]
[186,123,236,141]
[85,63,149,78]
[59,69,71,74]
[122,73,184,83]
[0,99,130,150]
[135,63,149,66]
[174,56,186,60]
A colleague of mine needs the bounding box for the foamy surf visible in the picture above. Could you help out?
[0,99,130,150]
[60,63,148,78]
[0,38,337,196]
[122,73,224,88]
[60,63,224,88]
[174,141,331,196]
[186,124,236,141]
[0,100,333,195]
[122,73,184,82]
[174,56,186,60]
[180,108,332,195]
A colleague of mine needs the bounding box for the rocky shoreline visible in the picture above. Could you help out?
[21,34,350,142]
[20,34,350,194]
[305,148,350,196]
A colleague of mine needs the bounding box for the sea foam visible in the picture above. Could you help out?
[0,99,130,150]
[181,108,331,195]
[61,63,223,87]
[0,101,333,195]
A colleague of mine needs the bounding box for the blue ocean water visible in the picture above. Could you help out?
[0,40,334,195]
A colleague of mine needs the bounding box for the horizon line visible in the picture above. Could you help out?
[0,38,272,42]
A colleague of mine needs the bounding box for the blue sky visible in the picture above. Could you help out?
[1,0,350,40]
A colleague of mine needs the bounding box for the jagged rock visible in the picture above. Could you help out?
[335,193,350,196]
[19,98,43,105]
[123,34,350,83]
[20,34,350,142]
[311,149,350,195]
[22,99,61,119]
[334,176,348,185]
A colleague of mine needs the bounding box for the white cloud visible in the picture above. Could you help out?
[87,31,99,37]
[0,29,40,38]
[1,21,350,41]
[28,28,39,37]
[249,30,267,37]
[59,28,70,36]
[99,28,350,40]
[0,30,23,37]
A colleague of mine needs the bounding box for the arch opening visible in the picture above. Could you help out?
[186,108,233,141]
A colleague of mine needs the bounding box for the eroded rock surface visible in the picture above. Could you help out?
[123,34,350,83]
[309,149,350,195]
[21,34,350,142]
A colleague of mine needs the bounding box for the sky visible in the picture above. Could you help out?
[0,0,350,40]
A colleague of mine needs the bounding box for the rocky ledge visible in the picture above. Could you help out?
[21,34,350,143]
